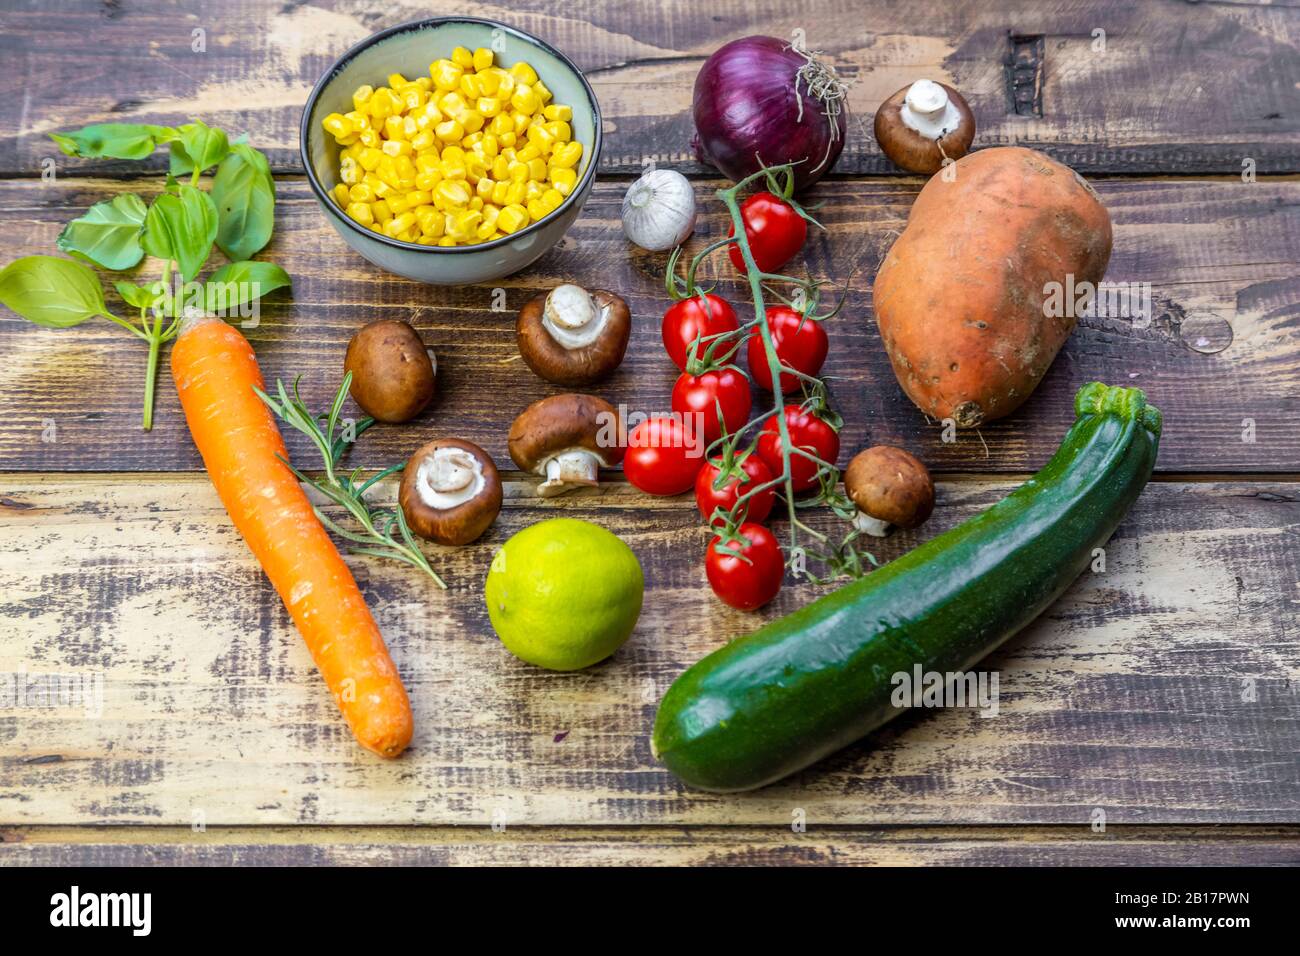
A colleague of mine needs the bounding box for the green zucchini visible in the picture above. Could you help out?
[653,382,1162,792]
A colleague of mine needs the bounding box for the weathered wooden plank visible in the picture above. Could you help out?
[0,0,1295,177]
[0,176,1296,474]
[1,474,1296,826]
[2,825,1297,866]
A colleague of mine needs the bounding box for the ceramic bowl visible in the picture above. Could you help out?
[300,16,602,284]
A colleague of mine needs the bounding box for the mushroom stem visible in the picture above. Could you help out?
[852,511,892,537]
[540,450,600,496]
[900,79,961,139]
[543,285,608,350]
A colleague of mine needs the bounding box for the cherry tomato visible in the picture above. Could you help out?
[756,405,841,493]
[727,191,808,275]
[705,523,784,610]
[695,453,775,527]
[746,306,829,394]
[661,294,739,370]
[624,416,705,496]
[671,368,752,445]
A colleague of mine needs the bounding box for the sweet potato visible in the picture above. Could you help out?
[873,146,1112,427]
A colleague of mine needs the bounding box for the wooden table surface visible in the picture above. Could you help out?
[1,0,1298,866]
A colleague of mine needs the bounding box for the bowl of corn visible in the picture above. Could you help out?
[300,17,602,285]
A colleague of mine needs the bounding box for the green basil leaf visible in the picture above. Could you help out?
[48,123,176,161]
[114,279,167,313]
[0,256,111,328]
[168,121,231,176]
[55,193,148,271]
[211,143,275,262]
[142,184,218,283]
[204,260,292,314]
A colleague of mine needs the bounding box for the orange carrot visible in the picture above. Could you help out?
[172,315,412,757]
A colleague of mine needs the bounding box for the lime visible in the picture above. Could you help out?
[485,518,644,670]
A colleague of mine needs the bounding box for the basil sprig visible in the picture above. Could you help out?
[0,120,290,430]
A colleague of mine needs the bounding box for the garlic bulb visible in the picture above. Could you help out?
[621,169,696,251]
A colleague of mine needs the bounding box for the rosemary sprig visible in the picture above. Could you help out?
[254,373,447,588]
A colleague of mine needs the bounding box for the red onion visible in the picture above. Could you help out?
[692,36,849,191]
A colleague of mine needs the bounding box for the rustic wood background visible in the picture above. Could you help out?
[1,0,1297,866]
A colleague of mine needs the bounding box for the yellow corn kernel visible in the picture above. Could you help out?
[497,130,516,149]
[490,181,510,205]
[506,160,529,183]
[469,195,484,211]
[384,212,418,239]
[387,72,409,89]
[543,104,572,123]
[387,194,409,215]
[526,157,548,181]
[370,177,393,199]
[417,76,432,91]
[358,128,381,148]
[403,190,432,208]
[435,119,465,142]
[430,59,463,91]
[497,203,529,234]
[525,180,543,201]
[510,85,539,115]
[451,46,474,70]
[461,111,485,134]
[349,182,376,204]
[341,142,364,163]
[550,141,583,169]
[394,154,416,183]
[370,199,393,224]
[509,61,538,86]
[414,169,443,192]
[526,198,548,221]
[345,201,373,225]
[322,112,352,139]
[458,73,482,99]
[504,180,527,206]
[332,183,350,205]
[448,209,482,238]
[495,71,516,97]
[436,236,455,246]
[464,154,489,181]
[541,187,565,212]
[475,96,503,118]
[409,130,435,153]
[382,138,413,157]
[435,179,472,209]
[472,47,494,72]
[517,142,542,163]
[401,86,428,112]
[438,90,468,114]
[440,159,467,181]
[488,113,513,137]
[490,156,511,181]
[415,205,444,237]
[475,176,496,200]
[476,209,500,240]
[344,110,371,133]
[441,145,466,163]
[383,115,405,140]
[352,85,374,111]
[533,80,553,105]
[339,156,360,185]
[477,134,499,159]
[543,120,571,143]
[511,111,531,134]
[366,91,393,121]
[477,69,503,97]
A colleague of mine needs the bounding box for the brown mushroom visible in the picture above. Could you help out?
[873,80,975,175]
[844,446,935,536]
[344,319,436,423]
[516,285,631,386]
[399,438,502,546]
[508,393,624,497]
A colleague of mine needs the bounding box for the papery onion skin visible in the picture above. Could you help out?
[691,36,848,192]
